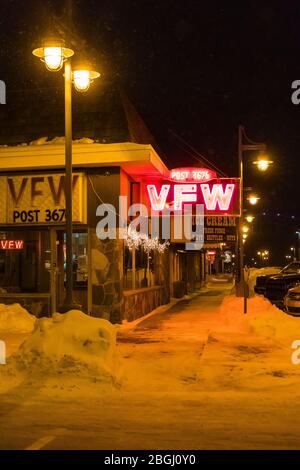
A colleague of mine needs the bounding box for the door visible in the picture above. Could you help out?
[50,229,88,313]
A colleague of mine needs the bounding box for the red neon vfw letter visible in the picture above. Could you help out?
[147,184,170,211]
[174,184,197,210]
[200,184,235,211]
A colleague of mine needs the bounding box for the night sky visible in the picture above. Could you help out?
[0,0,300,264]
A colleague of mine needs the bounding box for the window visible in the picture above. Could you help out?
[124,246,155,290]
[0,230,50,293]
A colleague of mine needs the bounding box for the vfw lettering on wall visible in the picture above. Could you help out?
[0,173,86,224]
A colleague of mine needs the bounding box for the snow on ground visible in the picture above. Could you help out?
[1,283,300,449]
[0,303,36,334]
[0,310,119,393]
[220,294,300,340]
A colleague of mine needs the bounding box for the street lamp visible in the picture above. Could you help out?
[73,67,100,92]
[245,215,255,223]
[291,246,296,261]
[252,153,273,172]
[33,39,74,71]
[237,125,272,311]
[32,38,100,312]
[246,194,260,205]
[296,231,300,260]
[257,250,262,266]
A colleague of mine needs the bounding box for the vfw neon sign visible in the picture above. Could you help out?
[146,171,240,215]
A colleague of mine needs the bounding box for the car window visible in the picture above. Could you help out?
[282,263,300,273]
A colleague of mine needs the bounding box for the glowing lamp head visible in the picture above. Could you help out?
[247,195,260,205]
[32,40,74,72]
[242,233,248,240]
[245,215,254,223]
[73,68,100,92]
[43,47,63,71]
[242,225,249,233]
[253,155,273,172]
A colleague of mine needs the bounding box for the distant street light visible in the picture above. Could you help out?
[245,215,255,223]
[32,38,100,312]
[247,195,260,205]
[291,246,296,261]
[257,250,269,266]
[296,230,300,260]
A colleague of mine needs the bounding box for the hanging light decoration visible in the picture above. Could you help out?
[125,227,169,253]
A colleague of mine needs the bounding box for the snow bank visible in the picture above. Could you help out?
[12,310,118,380]
[220,295,300,340]
[0,303,36,334]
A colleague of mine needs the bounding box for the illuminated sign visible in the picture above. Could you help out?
[204,216,237,244]
[0,173,86,224]
[0,240,24,249]
[168,167,217,182]
[146,179,240,216]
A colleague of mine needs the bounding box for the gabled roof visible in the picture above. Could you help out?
[0,83,162,151]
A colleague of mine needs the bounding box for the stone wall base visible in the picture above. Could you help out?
[124,286,167,322]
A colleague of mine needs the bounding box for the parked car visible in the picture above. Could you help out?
[284,284,300,315]
[255,262,300,305]
[254,261,300,295]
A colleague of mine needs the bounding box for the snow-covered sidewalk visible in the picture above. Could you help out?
[1,282,300,449]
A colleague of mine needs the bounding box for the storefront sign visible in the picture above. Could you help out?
[0,240,24,249]
[204,216,237,243]
[167,167,217,182]
[0,173,86,224]
[146,177,240,215]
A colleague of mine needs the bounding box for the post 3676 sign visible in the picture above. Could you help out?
[145,167,240,216]
[0,173,86,224]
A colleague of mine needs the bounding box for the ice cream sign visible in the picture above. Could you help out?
[146,168,240,216]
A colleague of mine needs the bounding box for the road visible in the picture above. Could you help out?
[1,281,300,450]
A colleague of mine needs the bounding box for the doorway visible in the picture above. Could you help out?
[50,229,88,313]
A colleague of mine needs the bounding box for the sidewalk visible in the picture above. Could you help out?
[117,281,233,393]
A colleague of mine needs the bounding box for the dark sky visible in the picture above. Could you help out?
[0,0,300,264]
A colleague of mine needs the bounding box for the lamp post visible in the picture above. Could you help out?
[237,125,272,312]
[33,40,100,312]
[291,246,296,262]
[296,231,300,260]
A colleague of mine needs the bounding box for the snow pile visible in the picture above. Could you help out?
[0,303,36,334]
[220,295,300,340]
[246,266,281,296]
[12,310,118,380]
[29,136,95,146]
